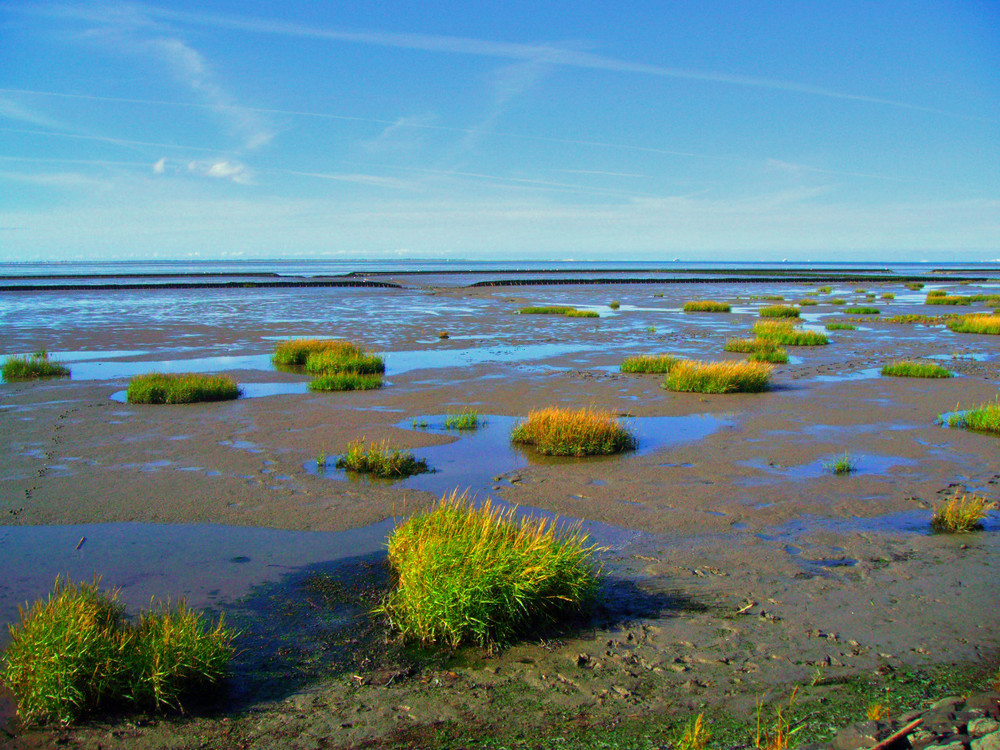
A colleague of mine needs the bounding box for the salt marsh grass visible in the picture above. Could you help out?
[1,577,233,725]
[942,399,1000,435]
[126,373,241,404]
[308,373,383,391]
[443,410,484,430]
[272,339,361,367]
[664,360,772,394]
[683,300,731,313]
[620,354,681,374]
[378,491,600,648]
[825,454,856,475]
[797,298,818,306]
[518,306,575,315]
[825,322,857,331]
[931,492,997,533]
[905,282,925,291]
[511,406,635,456]
[947,314,1000,335]
[336,438,429,478]
[751,321,827,346]
[880,361,952,378]
[608,300,621,310]
[2,351,70,380]
[304,349,385,375]
[723,338,789,363]
[881,292,895,300]
[752,320,795,339]
[759,305,800,318]
[829,297,846,305]
[926,294,972,306]
[565,309,599,318]
[926,290,948,298]
[843,306,880,315]
[815,286,833,294]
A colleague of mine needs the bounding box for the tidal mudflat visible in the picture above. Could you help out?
[1,267,999,748]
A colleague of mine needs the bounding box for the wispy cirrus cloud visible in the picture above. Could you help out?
[0,97,69,130]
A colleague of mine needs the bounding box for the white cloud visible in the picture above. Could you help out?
[152,157,166,174]
[187,159,252,183]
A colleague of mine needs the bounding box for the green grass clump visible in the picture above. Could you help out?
[620,354,682,374]
[797,298,818,306]
[272,339,362,367]
[926,294,972,306]
[308,373,383,391]
[943,399,1000,435]
[947,314,1000,335]
[905,282,925,291]
[518,306,575,315]
[683,300,731,313]
[336,438,429,478]
[443,410,484,430]
[829,297,846,305]
[825,454,856,475]
[565,309,599,318]
[815,286,833,294]
[511,407,635,456]
[751,321,828,346]
[304,349,385,375]
[926,289,948,298]
[752,320,795,339]
[825,322,857,331]
[759,305,800,318]
[931,492,997,533]
[663,360,772,394]
[881,292,895,300]
[1,577,233,725]
[126,373,241,404]
[2,351,70,380]
[880,361,952,379]
[378,491,600,648]
[723,338,789,362]
[608,300,621,310]
[843,306,880,315]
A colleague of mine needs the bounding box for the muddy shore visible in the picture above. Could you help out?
[1,271,998,748]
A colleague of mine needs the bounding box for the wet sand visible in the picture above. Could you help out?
[1,273,999,747]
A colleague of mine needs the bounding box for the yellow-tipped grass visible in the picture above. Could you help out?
[510,407,635,456]
[272,338,362,367]
[947,314,1000,335]
[304,349,384,375]
[943,398,1000,435]
[723,338,788,364]
[683,300,731,313]
[126,373,241,404]
[750,321,827,346]
[931,492,997,533]
[759,305,800,318]
[335,438,429,478]
[664,360,772,394]
[2,351,70,380]
[880,360,952,378]
[378,491,601,647]
[620,354,682,374]
[752,320,796,339]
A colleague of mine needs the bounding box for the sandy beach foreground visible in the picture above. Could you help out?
[1,270,998,748]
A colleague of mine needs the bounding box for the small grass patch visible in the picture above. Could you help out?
[905,282,924,291]
[308,373,384,391]
[825,322,856,331]
[620,354,682,374]
[304,349,385,375]
[443,410,484,430]
[608,300,621,310]
[126,373,241,404]
[759,305,800,318]
[825,454,856,475]
[723,338,789,362]
[931,492,997,533]
[663,360,772,394]
[2,351,70,380]
[752,321,828,346]
[683,300,731,313]
[881,292,895,300]
[511,406,635,456]
[752,320,795,339]
[880,360,952,378]
[377,491,600,647]
[926,294,972,306]
[518,306,575,315]
[843,306,880,315]
[947,314,1000,335]
[926,289,948,298]
[942,398,1000,434]
[815,286,832,294]
[335,438,429,478]
[829,297,846,305]
[1,577,233,725]
[565,309,599,318]
[797,298,818,306]
[272,339,362,367]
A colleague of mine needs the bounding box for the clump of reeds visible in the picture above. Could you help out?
[825,322,857,331]
[565,309,600,318]
[663,360,772,394]
[126,373,241,404]
[759,305,800,318]
[272,339,361,367]
[377,491,600,647]
[926,294,972,306]
[2,351,70,380]
[942,399,1000,434]
[1,577,233,725]
[880,361,952,379]
[510,407,635,456]
[518,306,575,315]
[609,300,621,310]
[308,373,384,391]
[825,454,856,475]
[723,338,789,363]
[620,354,682,374]
[931,492,997,533]
[881,293,895,300]
[443,410,484,430]
[926,289,948,298]
[815,286,833,294]
[683,300,731,313]
[797,298,818,306]
[947,314,1000,335]
[829,297,846,305]
[304,349,384,375]
[843,306,880,315]
[751,321,828,346]
[674,713,711,750]
[905,282,925,291]
[336,438,429,478]
[752,320,796,339]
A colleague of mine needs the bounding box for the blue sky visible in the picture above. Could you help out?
[2,1,999,262]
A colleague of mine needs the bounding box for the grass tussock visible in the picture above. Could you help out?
[825,454,856,475]
[608,300,621,310]
[881,292,895,300]
[565,309,600,318]
[683,300,731,313]
[843,306,880,315]
[947,314,1000,335]
[1,577,233,725]
[2,351,70,380]
[443,410,484,430]
[378,491,601,647]
[335,438,429,478]
[931,492,997,533]
[308,373,383,391]
[304,349,385,375]
[272,339,362,367]
[825,322,857,331]
[797,298,818,306]
[905,282,925,291]
[620,354,682,374]
[723,338,789,363]
[519,306,575,315]
[751,321,828,346]
[759,305,800,318]
[943,399,1000,435]
[663,360,772,394]
[829,297,846,305]
[126,373,241,404]
[511,407,635,456]
[926,294,972,306]
[880,361,952,379]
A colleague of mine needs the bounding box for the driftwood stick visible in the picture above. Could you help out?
[869,718,923,750]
